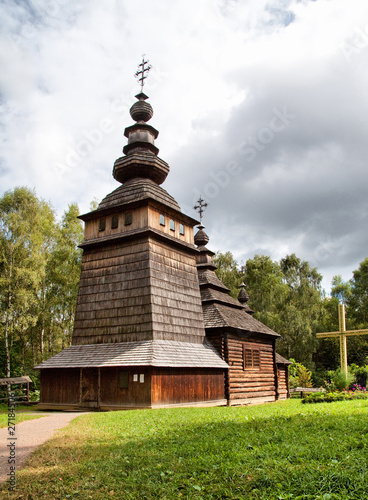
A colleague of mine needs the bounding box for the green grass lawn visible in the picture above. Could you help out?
[0,403,44,428]
[2,399,368,499]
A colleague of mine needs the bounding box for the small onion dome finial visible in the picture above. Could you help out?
[130,93,154,123]
[238,282,250,304]
[194,224,210,247]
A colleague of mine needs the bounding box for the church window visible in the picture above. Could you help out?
[160,214,166,226]
[243,346,261,370]
[125,212,132,225]
[111,215,119,229]
[99,219,106,232]
[179,223,185,235]
[139,374,145,383]
[170,219,175,231]
[133,374,138,382]
[119,371,129,389]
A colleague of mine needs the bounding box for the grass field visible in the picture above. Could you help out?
[2,399,368,499]
[0,404,44,428]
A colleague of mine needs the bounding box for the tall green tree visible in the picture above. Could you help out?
[244,254,288,331]
[278,254,324,367]
[213,251,242,297]
[348,257,368,326]
[44,203,83,355]
[0,187,55,377]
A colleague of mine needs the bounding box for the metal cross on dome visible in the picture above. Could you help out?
[194,196,208,223]
[135,55,152,92]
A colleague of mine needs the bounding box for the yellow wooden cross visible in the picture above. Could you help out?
[316,304,368,375]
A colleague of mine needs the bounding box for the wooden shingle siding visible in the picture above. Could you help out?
[149,239,206,342]
[73,233,207,344]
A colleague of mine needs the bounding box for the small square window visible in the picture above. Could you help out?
[179,223,185,235]
[133,374,138,382]
[119,371,129,389]
[160,214,166,226]
[140,374,145,383]
[111,215,119,229]
[243,345,261,370]
[99,219,106,232]
[169,219,175,231]
[125,212,132,225]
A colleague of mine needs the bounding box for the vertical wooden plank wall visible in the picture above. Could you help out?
[151,368,226,406]
[40,369,80,405]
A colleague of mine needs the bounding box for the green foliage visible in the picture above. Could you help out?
[348,257,368,325]
[29,389,40,401]
[213,251,242,297]
[331,275,352,305]
[4,400,368,499]
[0,188,83,379]
[244,254,288,332]
[324,368,355,392]
[333,369,355,391]
[303,391,368,404]
[288,358,313,388]
[349,363,368,387]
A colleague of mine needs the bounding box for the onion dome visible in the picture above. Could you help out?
[194,224,210,248]
[129,92,153,122]
[113,92,169,186]
[237,283,250,304]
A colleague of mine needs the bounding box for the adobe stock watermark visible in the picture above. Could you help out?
[310,235,340,269]
[192,106,296,204]
[341,23,368,63]
[52,66,167,181]
[213,0,238,19]
[7,0,69,54]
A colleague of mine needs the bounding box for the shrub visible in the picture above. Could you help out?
[349,364,368,388]
[29,390,40,402]
[332,368,354,391]
[289,358,313,388]
[303,391,368,404]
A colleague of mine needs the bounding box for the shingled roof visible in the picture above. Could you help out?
[35,339,228,369]
[194,227,279,338]
[203,302,279,337]
[97,177,181,212]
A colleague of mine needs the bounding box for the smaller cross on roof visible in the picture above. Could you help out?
[135,54,152,92]
[194,196,208,223]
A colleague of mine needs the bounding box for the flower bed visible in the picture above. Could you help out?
[303,386,368,404]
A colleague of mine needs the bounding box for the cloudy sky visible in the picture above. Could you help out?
[1,0,368,293]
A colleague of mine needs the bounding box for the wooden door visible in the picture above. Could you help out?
[80,368,98,407]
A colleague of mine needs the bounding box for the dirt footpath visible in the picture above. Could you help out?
[0,412,87,485]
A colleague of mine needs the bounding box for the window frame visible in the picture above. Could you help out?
[243,345,261,370]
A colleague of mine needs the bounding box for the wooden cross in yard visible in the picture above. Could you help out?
[316,304,368,375]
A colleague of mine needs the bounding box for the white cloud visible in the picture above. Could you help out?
[1,0,368,293]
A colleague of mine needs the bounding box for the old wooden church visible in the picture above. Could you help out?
[36,64,290,410]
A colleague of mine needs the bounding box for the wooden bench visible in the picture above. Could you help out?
[290,387,325,398]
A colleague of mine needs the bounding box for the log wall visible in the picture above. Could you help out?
[227,334,276,404]
[277,365,289,399]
